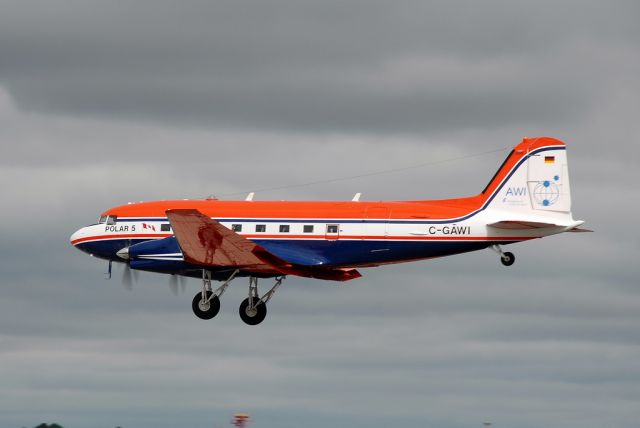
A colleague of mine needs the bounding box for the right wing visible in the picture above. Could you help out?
[166,209,267,267]
[166,209,361,281]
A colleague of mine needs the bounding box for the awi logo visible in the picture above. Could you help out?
[502,186,528,205]
[505,187,527,197]
[533,175,561,206]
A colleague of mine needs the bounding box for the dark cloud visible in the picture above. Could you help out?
[2,0,639,133]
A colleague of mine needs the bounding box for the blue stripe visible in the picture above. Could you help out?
[79,236,520,268]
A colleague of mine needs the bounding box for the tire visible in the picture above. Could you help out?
[239,297,267,325]
[192,291,220,320]
[501,251,515,266]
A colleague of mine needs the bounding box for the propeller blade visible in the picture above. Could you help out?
[169,274,179,296]
[179,275,187,294]
[105,260,112,280]
[169,274,187,296]
[122,263,134,291]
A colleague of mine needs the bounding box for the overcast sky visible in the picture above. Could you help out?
[1,1,639,427]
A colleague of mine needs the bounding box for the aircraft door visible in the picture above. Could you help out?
[325,224,340,241]
[365,207,389,241]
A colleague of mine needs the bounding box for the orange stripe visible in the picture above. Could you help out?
[103,199,479,221]
[99,139,565,221]
[71,233,172,245]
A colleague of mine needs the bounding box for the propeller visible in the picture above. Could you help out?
[121,262,138,290]
[116,246,138,290]
[169,274,187,296]
[116,245,185,295]
[105,260,113,279]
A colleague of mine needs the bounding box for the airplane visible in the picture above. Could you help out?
[70,137,587,325]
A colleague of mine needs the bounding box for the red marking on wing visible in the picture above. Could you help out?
[166,209,268,267]
[167,209,362,281]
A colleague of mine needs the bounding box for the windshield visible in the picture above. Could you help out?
[99,215,117,225]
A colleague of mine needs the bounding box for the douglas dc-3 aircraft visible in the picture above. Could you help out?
[71,137,587,325]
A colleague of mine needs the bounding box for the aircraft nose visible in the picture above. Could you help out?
[70,227,87,247]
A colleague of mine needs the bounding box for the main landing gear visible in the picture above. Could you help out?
[239,276,284,325]
[491,244,515,266]
[192,269,238,320]
[191,270,284,325]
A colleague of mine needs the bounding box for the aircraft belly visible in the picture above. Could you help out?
[77,235,515,275]
[255,239,491,267]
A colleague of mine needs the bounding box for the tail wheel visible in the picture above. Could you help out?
[192,291,220,320]
[239,298,267,325]
[501,252,515,266]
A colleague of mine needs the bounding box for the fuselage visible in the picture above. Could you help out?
[70,197,556,271]
[69,137,583,325]
[70,137,579,279]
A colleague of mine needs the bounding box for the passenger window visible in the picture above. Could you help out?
[160,224,171,232]
[326,224,338,234]
[232,224,242,232]
[106,216,117,225]
[303,225,314,233]
[279,225,290,233]
[255,224,266,233]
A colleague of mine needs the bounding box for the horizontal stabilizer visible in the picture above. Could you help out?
[488,220,565,230]
[567,227,593,233]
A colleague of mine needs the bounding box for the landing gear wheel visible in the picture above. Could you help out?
[239,298,267,325]
[501,251,515,266]
[192,291,220,320]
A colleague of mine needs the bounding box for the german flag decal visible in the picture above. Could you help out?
[544,156,555,164]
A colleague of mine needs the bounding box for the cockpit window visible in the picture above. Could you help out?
[98,215,117,225]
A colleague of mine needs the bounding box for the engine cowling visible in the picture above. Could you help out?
[126,236,186,271]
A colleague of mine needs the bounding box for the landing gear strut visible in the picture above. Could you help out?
[192,269,239,320]
[239,276,285,325]
[491,244,515,266]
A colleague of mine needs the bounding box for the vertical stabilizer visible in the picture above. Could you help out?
[482,137,573,220]
[526,147,571,212]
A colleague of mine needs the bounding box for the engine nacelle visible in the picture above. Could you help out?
[127,236,187,272]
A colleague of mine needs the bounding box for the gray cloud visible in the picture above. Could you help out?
[1,1,639,428]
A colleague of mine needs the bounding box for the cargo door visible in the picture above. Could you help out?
[365,206,389,251]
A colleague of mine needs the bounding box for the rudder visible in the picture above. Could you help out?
[482,137,572,215]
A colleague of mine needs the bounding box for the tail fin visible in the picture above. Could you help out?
[481,137,575,222]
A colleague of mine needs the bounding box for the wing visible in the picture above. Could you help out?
[166,209,267,267]
[166,209,361,281]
